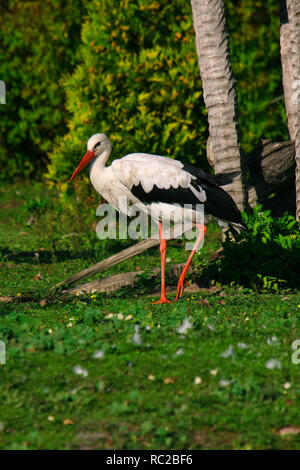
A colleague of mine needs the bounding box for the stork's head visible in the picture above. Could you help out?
[69,133,110,182]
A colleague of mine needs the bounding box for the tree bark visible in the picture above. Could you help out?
[245,139,296,216]
[191,0,245,210]
[207,138,296,216]
[286,0,300,219]
[280,0,297,140]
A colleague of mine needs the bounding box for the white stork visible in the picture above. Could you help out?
[69,133,245,303]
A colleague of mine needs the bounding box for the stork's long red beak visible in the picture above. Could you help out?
[69,150,95,182]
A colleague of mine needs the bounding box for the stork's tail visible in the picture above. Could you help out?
[212,171,241,186]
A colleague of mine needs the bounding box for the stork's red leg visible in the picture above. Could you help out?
[175,224,207,302]
[152,222,171,304]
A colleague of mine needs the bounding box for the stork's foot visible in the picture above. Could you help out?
[152,297,171,304]
[175,274,187,301]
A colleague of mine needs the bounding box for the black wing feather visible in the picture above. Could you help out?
[130,163,244,226]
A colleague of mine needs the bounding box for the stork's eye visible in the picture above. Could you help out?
[94,142,102,150]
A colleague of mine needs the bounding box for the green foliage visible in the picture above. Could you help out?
[47,0,287,200]
[0,0,86,180]
[205,206,300,291]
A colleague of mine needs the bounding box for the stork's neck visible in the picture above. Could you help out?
[89,142,111,174]
[89,142,111,192]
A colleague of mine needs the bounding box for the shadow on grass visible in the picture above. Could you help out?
[0,237,134,264]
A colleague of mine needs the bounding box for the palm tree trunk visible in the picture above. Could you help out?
[280,0,297,140]
[286,0,300,218]
[191,0,245,210]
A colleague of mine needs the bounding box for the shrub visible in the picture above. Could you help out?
[202,206,300,291]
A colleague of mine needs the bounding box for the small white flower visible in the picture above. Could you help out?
[210,369,218,376]
[105,313,114,319]
[125,315,133,321]
[67,322,73,328]
[117,313,124,320]
[194,376,202,385]
[48,328,53,335]
[283,382,291,390]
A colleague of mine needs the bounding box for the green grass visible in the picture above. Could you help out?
[0,182,300,450]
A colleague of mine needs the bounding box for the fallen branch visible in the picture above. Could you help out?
[53,225,189,290]
[64,263,188,295]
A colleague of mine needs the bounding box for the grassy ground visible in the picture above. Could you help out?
[0,182,300,450]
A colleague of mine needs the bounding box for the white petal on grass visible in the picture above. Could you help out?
[267,336,280,346]
[73,365,88,377]
[265,358,282,370]
[238,342,248,349]
[207,324,215,331]
[210,369,218,376]
[219,379,230,387]
[174,348,184,356]
[177,318,193,334]
[132,325,142,346]
[97,381,105,391]
[93,350,105,359]
[194,376,202,385]
[220,345,234,358]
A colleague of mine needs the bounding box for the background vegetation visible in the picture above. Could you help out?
[0,0,86,180]
[1,0,288,191]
